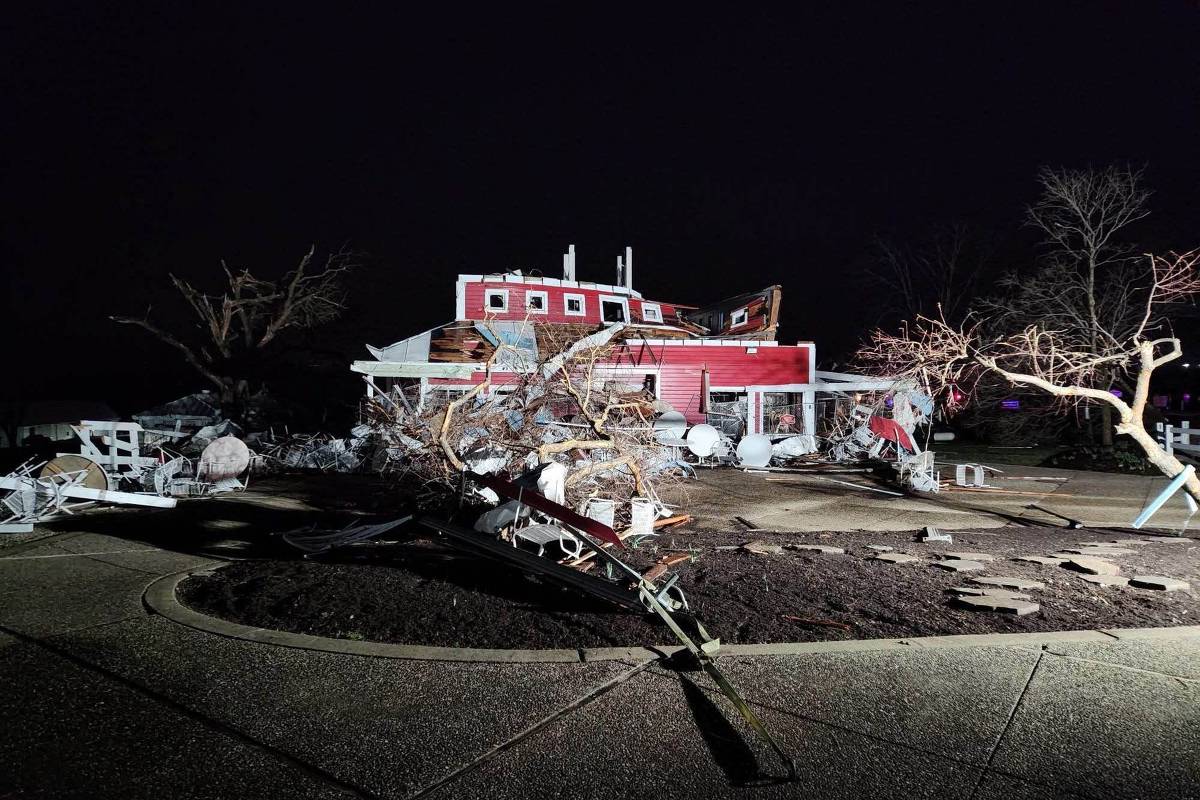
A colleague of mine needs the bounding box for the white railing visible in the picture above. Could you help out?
[1157,421,1199,456]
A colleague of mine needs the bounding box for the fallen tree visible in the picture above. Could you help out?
[858,249,1200,502]
[363,320,678,514]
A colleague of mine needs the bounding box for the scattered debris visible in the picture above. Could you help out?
[1062,546,1135,556]
[933,559,986,572]
[279,517,413,555]
[873,552,920,564]
[786,544,846,555]
[1129,575,1191,592]
[1026,504,1084,529]
[743,541,785,556]
[944,552,996,562]
[1,458,175,527]
[920,526,952,543]
[954,594,1040,616]
[970,576,1045,591]
[1078,574,1130,587]
[1063,556,1121,575]
[948,586,1033,600]
[1014,555,1068,566]
[866,544,894,552]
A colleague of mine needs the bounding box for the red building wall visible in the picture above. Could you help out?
[431,339,813,425]
[462,280,682,325]
[612,341,812,422]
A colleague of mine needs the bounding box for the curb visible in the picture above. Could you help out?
[144,568,1200,664]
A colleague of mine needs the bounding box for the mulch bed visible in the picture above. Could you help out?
[178,522,1200,649]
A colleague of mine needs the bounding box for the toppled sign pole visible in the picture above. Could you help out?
[421,472,797,780]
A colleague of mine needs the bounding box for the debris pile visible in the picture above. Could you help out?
[360,326,686,516]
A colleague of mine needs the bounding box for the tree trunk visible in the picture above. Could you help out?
[1119,421,1200,505]
[1100,403,1114,447]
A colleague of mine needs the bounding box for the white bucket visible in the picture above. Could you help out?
[585,498,615,529]
[630,498,656,536]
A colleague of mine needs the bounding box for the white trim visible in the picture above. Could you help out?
[730,306,749,327]
[563,292,586,316]
[525,290,549,314]
[456,273,644,299]
[455,278,467,320]
[640,302,663,323]
[484,288,509,313]
[351,360,483,378]
[599,294,629,324]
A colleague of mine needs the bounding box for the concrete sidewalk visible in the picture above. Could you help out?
[1,530,1197,799]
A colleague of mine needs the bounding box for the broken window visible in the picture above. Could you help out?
[641,303,663,323]
[526,290,548,313]
[563,293,585,316]
[485,289,509,312]
[601,297,628,323]
[731,307,748,327]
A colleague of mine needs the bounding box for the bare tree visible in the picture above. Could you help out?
[869,225,989,326]
[858,250,1200,502]
[1003,165,1152,444]
[112,246,358,401]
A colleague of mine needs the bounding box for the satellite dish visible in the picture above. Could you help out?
[198,436,251,481]
[685,424,721,457]
[653,411,688,443]
[736,434,774,468]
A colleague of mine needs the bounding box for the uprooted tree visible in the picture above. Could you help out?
[979,165,1151,445]
[112,246,359,404]
[857,249,1200,502]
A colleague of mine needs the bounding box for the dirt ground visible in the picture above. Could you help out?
[180,519,1200,649]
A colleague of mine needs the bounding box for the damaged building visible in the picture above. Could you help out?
[351,245,886,438]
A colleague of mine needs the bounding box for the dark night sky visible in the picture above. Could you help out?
[3,3,1199,412]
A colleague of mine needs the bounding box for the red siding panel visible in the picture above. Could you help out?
[429,340,812,425]
[614,343,811,422]
[463,280,680,325]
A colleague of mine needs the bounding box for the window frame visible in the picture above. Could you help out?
[563,292,586,317]
[525,290,549,314]
[730,306,749,327]
[599,294,630,324]
[640,302,663,323]
[484,288,509,313]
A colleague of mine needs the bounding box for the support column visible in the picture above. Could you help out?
[802,390,816,436]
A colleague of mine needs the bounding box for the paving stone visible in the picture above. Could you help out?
[1111,538,1152,545]
[786,544,846,555]
[1062,547,1135,556]
[1129,575,1191,591]
[872,552,920,564]
[1145,537,1192,544]
[1076,541,1128,547]
[944,552,996,561]
[1013,556,1068,565]
[953,594,1040,615]
[948,586,1033,600]
[742,540,784,556]
[866,544,894,552]
[932,559,986,572]
[1077,574,1130,587]
[1063,556,1121,575]
[971,576,1045,591]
